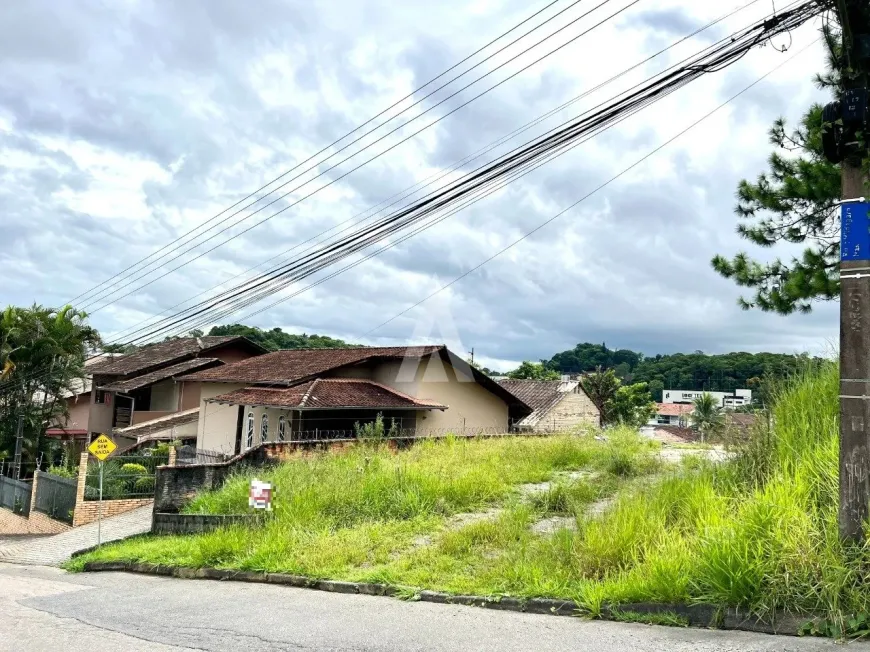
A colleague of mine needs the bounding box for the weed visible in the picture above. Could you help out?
[609,608,689,627]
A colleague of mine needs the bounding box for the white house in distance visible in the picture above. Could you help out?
[661,388,752,409]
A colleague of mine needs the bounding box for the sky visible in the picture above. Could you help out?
[0,0,838,372]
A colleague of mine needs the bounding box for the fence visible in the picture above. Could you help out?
[0,475,32,516]
[84,453,169,501]
[176,447,231,466]
[34,472,77,524]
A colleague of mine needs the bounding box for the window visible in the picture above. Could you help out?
[277,415,286,443]
[261,413,269,443]
[245,412,254,449]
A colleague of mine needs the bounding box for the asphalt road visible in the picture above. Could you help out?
[1,563,865,652]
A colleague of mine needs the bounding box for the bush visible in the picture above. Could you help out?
[134,476,156,494]
[121,463,148,476]
[46,465,77,479]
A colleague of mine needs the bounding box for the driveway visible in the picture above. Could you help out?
[0,564,862,652]
[0,506,152,566]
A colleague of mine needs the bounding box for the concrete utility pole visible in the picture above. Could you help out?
[837,0,870,542]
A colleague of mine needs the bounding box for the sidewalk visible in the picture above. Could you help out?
[0,505,152,566]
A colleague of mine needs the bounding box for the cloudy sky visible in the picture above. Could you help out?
[0,0,837,371]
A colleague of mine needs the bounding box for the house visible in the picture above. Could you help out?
[177,345,532,454]
[648,402,694,427]
[496,379,599,432]
[46,336,266,445]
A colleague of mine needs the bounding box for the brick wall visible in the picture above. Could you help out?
[71,451,154,526]
[535,389,600,432]
[73,498,154,527]
[0,505,70,535]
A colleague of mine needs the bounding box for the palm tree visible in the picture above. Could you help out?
[692,392,725,442]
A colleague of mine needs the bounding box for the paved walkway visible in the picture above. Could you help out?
[0,506,152,566]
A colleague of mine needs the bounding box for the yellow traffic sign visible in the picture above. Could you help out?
[88,434,116,461]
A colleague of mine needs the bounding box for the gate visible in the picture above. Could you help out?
[0,475,32,516]
[34,472,77,524]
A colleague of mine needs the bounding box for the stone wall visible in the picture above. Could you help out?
[152,512,255,535]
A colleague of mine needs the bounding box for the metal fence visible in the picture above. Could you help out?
[0,475,31,515]
[34,472,77,524]
[84,453,168,501]
[176,446,232,466]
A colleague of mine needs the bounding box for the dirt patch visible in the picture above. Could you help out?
[530,516,577,535]
[518,471,597,496]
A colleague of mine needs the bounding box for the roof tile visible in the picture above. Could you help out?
[179,345,445,385]
[208,379,447,410]
[90,336,259,377]
[99,358,222,393]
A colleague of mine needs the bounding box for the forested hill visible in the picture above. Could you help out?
[544,342,817,401]
[206,324,358,351]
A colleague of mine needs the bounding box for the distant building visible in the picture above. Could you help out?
[648,403,694,427]
[661,389,752,409]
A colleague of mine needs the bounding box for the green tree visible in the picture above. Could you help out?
[711,26,857,314]
[507,361,560,381]
[0,305,101,465]
[580,367,655,427]
[692,393,725,442]
[611,382,657,428]
[207,324,357,350]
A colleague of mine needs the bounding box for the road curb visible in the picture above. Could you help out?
[80,561,816,636]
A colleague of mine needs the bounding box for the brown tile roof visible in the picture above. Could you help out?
[497,379,577,428]
[114,408,201,439]
[208,379,447,410]
[99,358,222,393]
[89,336,264,377]
[178,345,446,385]
[656,403,695,417]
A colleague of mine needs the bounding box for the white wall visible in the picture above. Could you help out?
[197,383,245,453]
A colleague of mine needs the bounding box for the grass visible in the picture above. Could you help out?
[70,365,869,634]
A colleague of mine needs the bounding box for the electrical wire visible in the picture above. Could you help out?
[363,39,821,338]
[106,0,765,344]
[111,0,822,345]
[0,0,825,396]
[64,0,571,307]
[77,0,630,313]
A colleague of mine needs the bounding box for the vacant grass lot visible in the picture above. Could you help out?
[72,364,864,632]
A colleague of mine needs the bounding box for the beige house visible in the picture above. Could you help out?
[497,379,599,432]
[178,345,532,454]
[46,336,266,447]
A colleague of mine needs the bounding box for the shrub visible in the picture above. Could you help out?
[121,463,148,476]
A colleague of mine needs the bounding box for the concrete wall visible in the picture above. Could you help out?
[413,356,508,433]
[240,406,292,448]
[179,381,202,411]
[534,388,600,432]
[152,512,254,535]
[197,383,246,453]
[88,388,113,435]
[131,410,174,425]
[212,345,259,365]
[64,395,91,431]
[149,380,178,412]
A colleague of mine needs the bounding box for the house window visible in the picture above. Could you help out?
[261,414,269,443]
[277,415,286,442]
[246,412,254,449]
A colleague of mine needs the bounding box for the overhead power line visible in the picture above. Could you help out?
[75,0,629,313]
[64,0,570,308]
[109,0,822,346]
[105,0,766,345]
[363,40,821,338]
[0,0,826,396]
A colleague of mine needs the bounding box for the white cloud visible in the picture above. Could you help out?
[0,0,837,367]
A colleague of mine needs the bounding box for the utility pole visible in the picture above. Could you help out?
[468,348,474,366]
[837,0,870,542]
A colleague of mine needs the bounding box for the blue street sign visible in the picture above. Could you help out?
[841,202,870,262]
